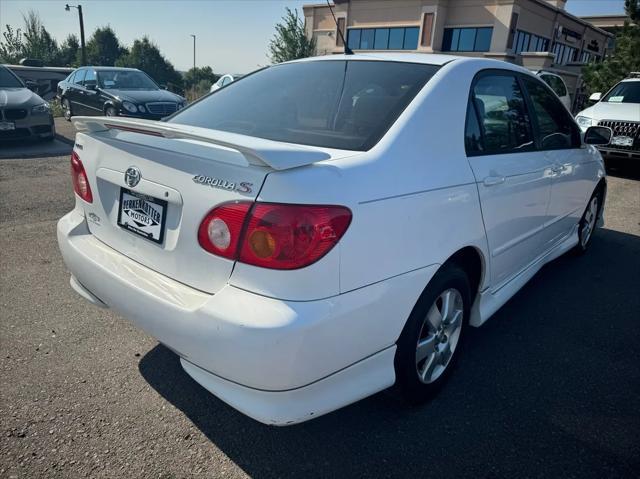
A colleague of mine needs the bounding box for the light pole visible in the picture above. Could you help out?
[65,4,86,65]
[190,34,196,70]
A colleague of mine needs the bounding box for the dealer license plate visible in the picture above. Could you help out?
[610,136,634,147]
[117,188,168,244]
[0,121,15,131]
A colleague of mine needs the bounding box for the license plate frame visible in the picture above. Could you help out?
[610,135,634,147]
[117,188,168,245]
[0,121,16,131]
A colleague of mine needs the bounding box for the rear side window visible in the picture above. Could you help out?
[170,60,440,151]
[468,72,533,154]
[522,77,580,149]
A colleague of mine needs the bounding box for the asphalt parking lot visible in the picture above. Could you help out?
[0,150,639,478]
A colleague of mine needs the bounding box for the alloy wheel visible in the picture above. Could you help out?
[581,196,598,247]
[415,288,464,384]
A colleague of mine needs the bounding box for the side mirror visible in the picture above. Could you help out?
[584,126,612,145]
[85,83,97,91]
[589,92,602,102]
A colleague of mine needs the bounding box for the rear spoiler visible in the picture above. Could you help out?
[72,116,332,171]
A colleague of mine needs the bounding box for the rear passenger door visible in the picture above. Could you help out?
[521,75,585,249]
[465,70,554,289]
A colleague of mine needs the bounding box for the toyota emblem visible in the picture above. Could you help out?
[124,167,141,187]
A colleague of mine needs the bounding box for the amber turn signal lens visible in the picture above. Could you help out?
[248,229,276,258]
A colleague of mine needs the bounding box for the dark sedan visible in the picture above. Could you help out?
[57,67,186,121]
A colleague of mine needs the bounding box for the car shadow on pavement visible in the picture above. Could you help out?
[139,228,640,479]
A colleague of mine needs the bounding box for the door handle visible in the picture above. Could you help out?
[483,175,506,186]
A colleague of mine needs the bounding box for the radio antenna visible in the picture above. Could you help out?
[326,1,353,54]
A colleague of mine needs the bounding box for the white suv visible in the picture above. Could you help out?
[575,76,640,160]
[58,54,610,425]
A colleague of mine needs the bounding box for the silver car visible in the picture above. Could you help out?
[0,65,55,142]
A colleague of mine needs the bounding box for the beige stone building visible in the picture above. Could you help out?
[303,0,614,105]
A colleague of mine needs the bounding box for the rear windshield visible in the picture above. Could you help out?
[169,60,440,151]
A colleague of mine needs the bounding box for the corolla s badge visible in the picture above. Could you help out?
[125,167,142,187]
[192,175,252,194]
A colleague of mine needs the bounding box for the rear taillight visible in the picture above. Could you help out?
[198,202,351,270]
[70,151,93,203]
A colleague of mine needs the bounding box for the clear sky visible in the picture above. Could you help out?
[0,0,626,74]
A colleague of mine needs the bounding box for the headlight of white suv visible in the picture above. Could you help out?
[122,101,138,113]
[31,102,50,114]
[576,116,594,130]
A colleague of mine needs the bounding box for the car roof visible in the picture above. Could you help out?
[76,66,141,71]
[287,52,465,66]
[621,78,640,83]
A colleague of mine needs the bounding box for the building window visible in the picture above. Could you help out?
[552,42,578,65]
[513,30,550,54]
[442,27,493,52]
[347,27,420,50]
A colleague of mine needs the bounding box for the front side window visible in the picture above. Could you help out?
[97,70,159,90]
[442,27,493,52]
[73,69,86,85]
[84,69,97,87]
[469,73,533,154]
[523,77,580,150]
[170,60,440,151]
[602,81,640,103]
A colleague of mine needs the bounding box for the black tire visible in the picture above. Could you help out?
[574,186,603,254]
[62,98,72,121]
[105,106,117,117]
[394,263,471,404]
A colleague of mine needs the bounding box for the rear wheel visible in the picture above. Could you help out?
[574,188,602,254]
[394,264,470,404]
[105,106,118,117]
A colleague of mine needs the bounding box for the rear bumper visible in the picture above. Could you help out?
[56,210,421,424]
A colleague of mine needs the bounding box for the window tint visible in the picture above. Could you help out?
[84,69,97,87]
[471,73,533,153]
[73,69,86,85]
[374,28,389,49]
[523,77,580,149]
[442,27,493,52]
[465,100,483,154]
[602,81,640,103]
[388,28,405,49]
[541,74,567,97]
[0,66,24,88]
[170,61,440,151]
[66,71,76,83]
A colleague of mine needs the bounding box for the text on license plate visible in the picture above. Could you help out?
[117,188,168,244]
[0,121,15,131]
[611,136,634,147]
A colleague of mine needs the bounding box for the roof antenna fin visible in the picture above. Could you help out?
[326,1,353,54]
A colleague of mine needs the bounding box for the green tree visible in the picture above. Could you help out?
[268,7,315,63]
[58,34,80,67]
[85,26,126,66]
[583,1,640,94]
[116,36,183,92]
[183,66,218,90]
[20,11,60,65]
[0,25,25,64]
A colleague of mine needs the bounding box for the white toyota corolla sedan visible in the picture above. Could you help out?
[58,53,611,425]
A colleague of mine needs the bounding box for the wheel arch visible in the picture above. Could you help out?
[442,246,486,306]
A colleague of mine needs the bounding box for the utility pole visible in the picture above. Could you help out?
[65,4,86,65]
[190,34,196,70]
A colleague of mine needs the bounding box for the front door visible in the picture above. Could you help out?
[465,71,553,289]
[521,76,586,249]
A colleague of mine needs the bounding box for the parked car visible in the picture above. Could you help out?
[0,64,55,141]
[7,64,73,101]
[535,70,572,111]
[57,67,187,121]
[210,73,243,92]
[58,53,611,425]
[575,75,640,161]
